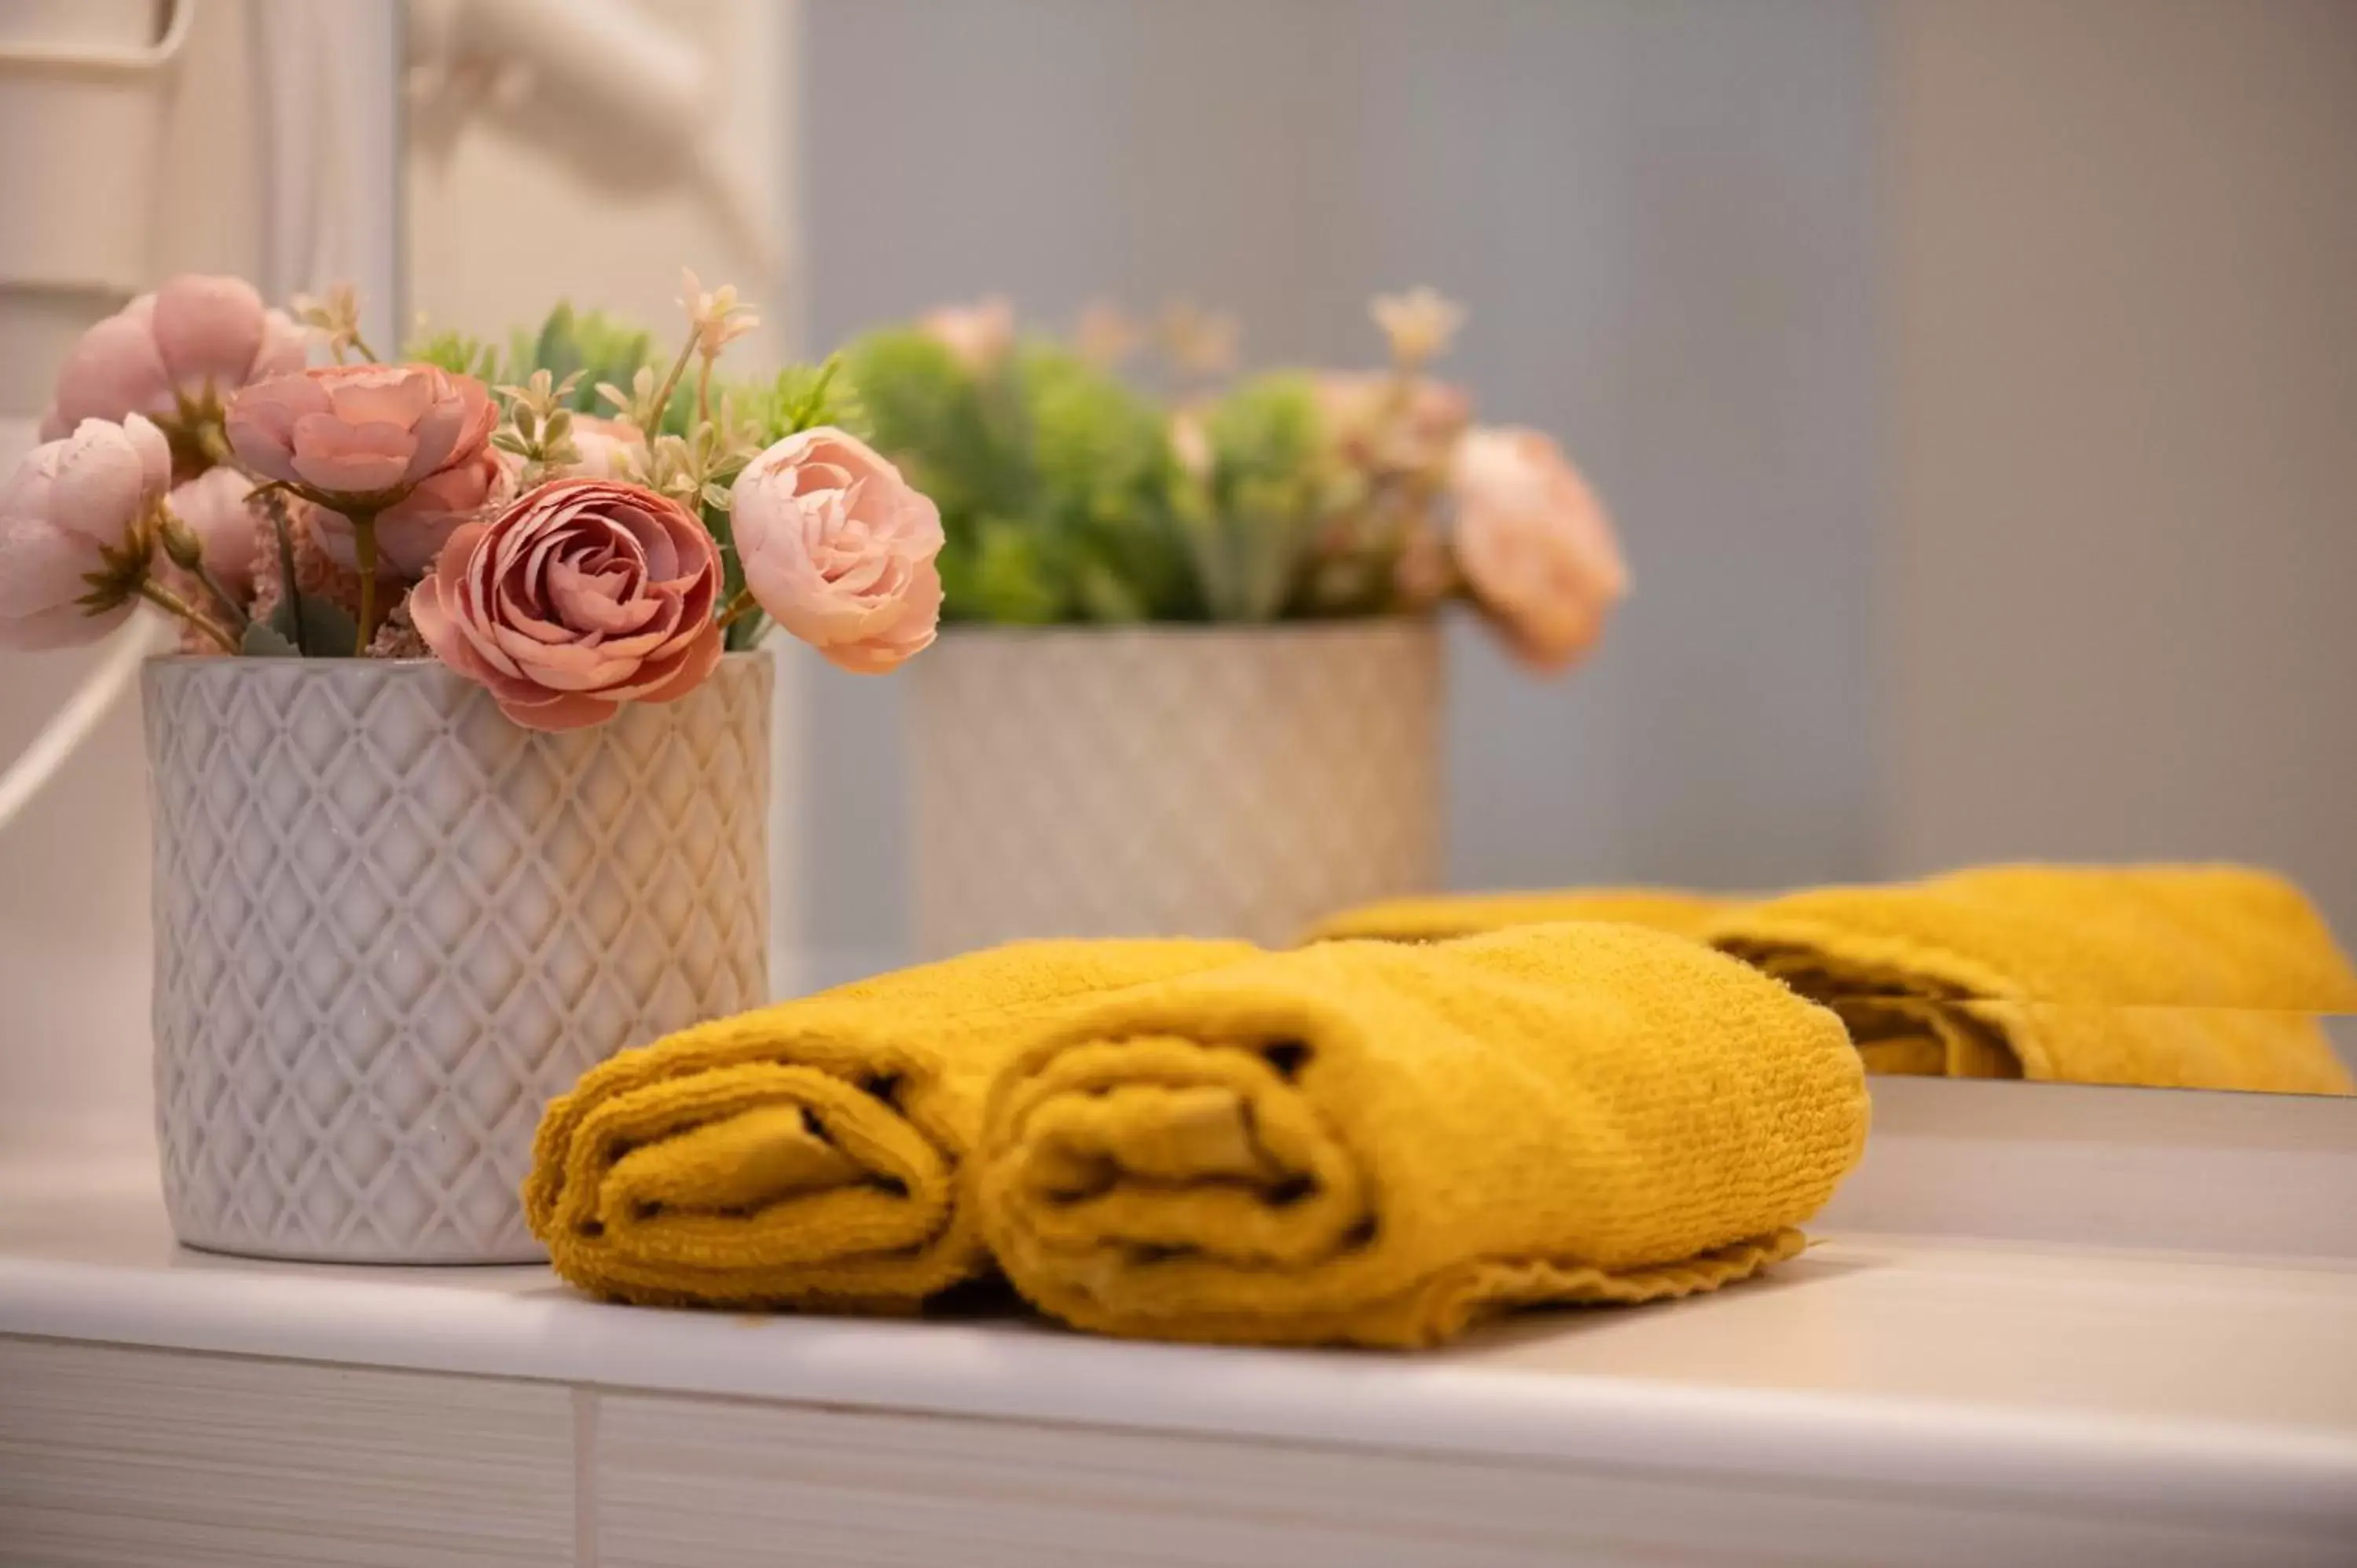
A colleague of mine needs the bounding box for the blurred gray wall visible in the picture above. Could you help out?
[796,0,1886,971]
[1886,0,2357,926]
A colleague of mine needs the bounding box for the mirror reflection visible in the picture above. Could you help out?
[392,0,2357,1097]
[1,0,2348,1126]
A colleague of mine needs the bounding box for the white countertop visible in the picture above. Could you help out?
[4,1160,2355,1530]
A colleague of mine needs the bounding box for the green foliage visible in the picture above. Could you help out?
[410,303,694,430]
[840,328,1200,625]
[511,305,647,410]
[239,620,300,657]
[725,357,865,448]
[405,327,499,381]
[1186,372,1342,621]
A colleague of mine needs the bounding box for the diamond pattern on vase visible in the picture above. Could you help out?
[143,654,772,1263]
[909,622,1440,956]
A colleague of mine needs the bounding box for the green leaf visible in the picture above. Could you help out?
[1074,557,1148,623]
[271,592,362,658]
[240,620,302,658]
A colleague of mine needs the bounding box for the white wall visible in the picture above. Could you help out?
[0,0,282,1160]
[0,0,802,1160]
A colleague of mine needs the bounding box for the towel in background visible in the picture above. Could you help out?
[1709,864,2357,1094]
[976,922,1868,1348]
[1303,888,1731,944]
[525,937,1254,1310]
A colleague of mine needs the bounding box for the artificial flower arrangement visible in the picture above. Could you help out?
[844,287,1629,671]
[0,271,948,726]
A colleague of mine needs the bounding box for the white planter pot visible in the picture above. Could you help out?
[142,652,773,1263]
[908,621,1442,955]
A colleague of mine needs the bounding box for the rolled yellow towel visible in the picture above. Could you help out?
[525,938,1253,1310]
[1303,888,1731,944]
[975,923,1868,1348]
[1709,864,2357,1094]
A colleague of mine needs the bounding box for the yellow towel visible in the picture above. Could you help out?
[525,938,1254,1310]
[1303,888,1731,944]
[975,923,1868,1348]
[1708,864,2357,1094]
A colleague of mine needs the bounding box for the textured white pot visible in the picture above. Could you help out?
[141,652,772,1263]
[908,621,1441,955]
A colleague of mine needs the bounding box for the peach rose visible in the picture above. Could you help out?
[728,427,944,674]
[409,478,724,731]
[918,297,1015,374]
[225,362,496,502]
[43,275,307,439]
[0,416,172,649]
[1450,427,1629,673]
[163,464,263,599]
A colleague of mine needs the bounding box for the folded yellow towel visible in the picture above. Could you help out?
[975,923,1868,1348]
[525,938,1254,1310]
[1303,888,1731,944]
[1708,864,2357,1094]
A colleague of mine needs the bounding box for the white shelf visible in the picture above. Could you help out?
[3,1162,2355,1538]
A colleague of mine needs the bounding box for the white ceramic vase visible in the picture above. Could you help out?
[908,621,1441,955]
[141,652,773,1263]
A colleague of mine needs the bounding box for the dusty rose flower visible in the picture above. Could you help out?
[1370,287,1465,369]
[1392,522,1456,610]
[163,465,262,599]
[0,416,172,649]
[409,478,724,731]
[729,427,944,675]
[225,362,495,500]
[918,297,1015,374]
[1158,301,1239,379]
[1314,372,1471,474]
[1450,427,1629,673]
[1075,301,1141,368]
[366,597,431,660]
[1168,406,1211,478]
[313,443,508,578]
[43,276,307,440]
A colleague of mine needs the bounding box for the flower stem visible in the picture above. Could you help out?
[348,331,380,365]
[255,489,306,652]
[350,511,380,655]
[716,587,761,629]
[189,559,252,636]
[644,334,698,436]
[696,354,714,428]
[137,581,239,654]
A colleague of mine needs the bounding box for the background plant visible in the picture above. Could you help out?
[840,291,1475,628]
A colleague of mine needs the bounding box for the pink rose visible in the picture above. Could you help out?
[560,415,645,480]
[729,427,944,674]
[44,276,307,438]
[1449,427,1629,673]
[409,478,724,731]
[225,362,496,501]
[163,464,263,599]
[313,443,509,578]
[918,297,1015,374]
[0,416,171,649]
